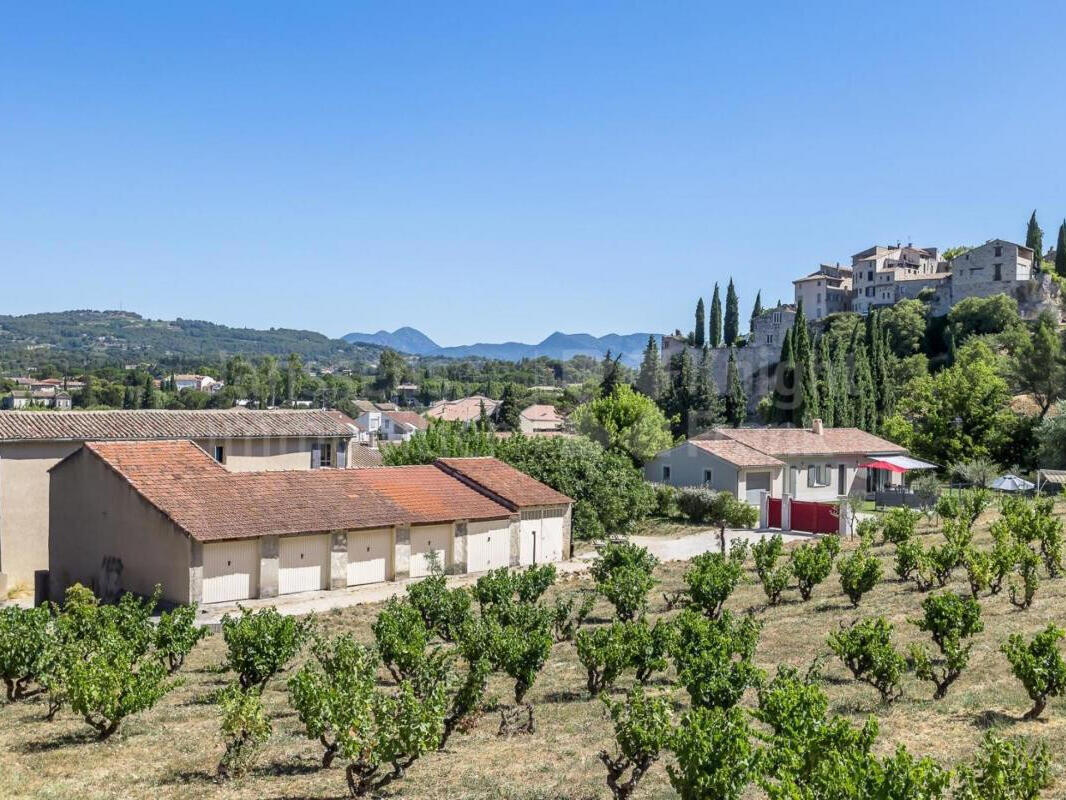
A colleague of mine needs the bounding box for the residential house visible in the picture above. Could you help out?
[645,420,910,504]
[3,390,73,410]
[394,384,420,406]
[850,244,944,315]
[519,404,565,434]
[172,374,221,393]
[378,410,429,441]
[0,409,357,593]
[792,264,852,320]
[425,395,499,425]
[944,239,1034,304]
[47,443,571,605]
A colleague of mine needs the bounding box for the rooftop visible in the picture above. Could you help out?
[425,395,499,422]
[436,456,573,508]
[699,425,907,458]
[689,439,785,468]
[0,409,354,442]
[64,441,552,542]
[384,410,429,430]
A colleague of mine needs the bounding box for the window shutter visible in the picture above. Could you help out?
[336,441,347,468]
[311,443,321,469]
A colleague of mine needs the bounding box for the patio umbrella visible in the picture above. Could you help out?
[990,474,1035,492]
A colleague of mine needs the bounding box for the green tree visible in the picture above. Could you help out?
[601,350,623,396]
[749,290,763,333]
[881,299,927,357]
[724,278,740,346]
[771,328,796,424]
[571,384,674,465]
[1026,210,1044,265]
[635,335,663,400]
[496,383,525,431]
[665,349,696,437]
[694,297,706,348]
[709,283,723,348]
[1057,220,1066,277]
[374,349,406,398]
[947,295,1021,341]
[724,348,746,426]
[692,348,724,430]
[1004,311,1064,418]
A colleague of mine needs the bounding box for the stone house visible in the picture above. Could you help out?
[792,264,852,320]
[850,244,944,315]
[47,444,571,606]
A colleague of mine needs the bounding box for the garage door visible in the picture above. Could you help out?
[519,511,540,566]
[410,524,451,578]
[521,508,565,564]
[466,520,512,574]
[348,528,391,586]
[746,471,771,505]
[279,534,331,595]
[202,539,260,604]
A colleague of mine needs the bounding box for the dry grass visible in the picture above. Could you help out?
[2,503,1065,800]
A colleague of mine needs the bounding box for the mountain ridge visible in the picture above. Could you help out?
[343,327,657,366]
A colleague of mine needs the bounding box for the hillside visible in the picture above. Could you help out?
[343,326,656,365]
[0,310,382,369]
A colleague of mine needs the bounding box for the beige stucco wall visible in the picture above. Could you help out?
[49,450,192,605]
[779,454,898,501]
[644,442,742,497]
[0,435,351,589]
[0,441,80,590]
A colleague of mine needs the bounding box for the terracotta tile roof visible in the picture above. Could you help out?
[349,445,384,468]
[0,409,354,442]
[425,395,499,423]
[520,404,564,422]
[706,427,906,457]
[435,457,573,508]
[689,439,785,468]
[384,410,429,430]
[68,440,512,542]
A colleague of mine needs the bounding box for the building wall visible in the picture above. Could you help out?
[0,435,351,590]
[778,454,899,501]
[49,451,192,605]
[643,443,742,496]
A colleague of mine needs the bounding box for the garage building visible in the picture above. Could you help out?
[47,441,571,606]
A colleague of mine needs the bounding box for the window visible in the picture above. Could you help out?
[994,245,1002,257]
[703,468,713,486]
[213,445,225,463]
[806,464,831,488]
[994,263,1002,281]
[816,293,821,303]
[312,442,333,469]
[662,465,671,481]
[867,270,873,281]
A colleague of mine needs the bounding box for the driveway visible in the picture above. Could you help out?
[193,527,813,627]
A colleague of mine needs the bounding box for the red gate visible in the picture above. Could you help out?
[790,500,839,534]
[767,497,782,528]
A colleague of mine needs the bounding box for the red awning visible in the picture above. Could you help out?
[859,460,908,474]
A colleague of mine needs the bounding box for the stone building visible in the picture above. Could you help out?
[792,264,852,320]
[850,244,945,315]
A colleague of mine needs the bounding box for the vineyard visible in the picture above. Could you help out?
[1,492,1064,799]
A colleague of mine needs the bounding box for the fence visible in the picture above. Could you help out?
[759,492,842,535]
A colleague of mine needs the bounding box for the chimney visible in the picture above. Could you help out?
[812,418,824,435]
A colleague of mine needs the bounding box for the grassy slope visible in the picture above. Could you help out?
[1,505,1064,800]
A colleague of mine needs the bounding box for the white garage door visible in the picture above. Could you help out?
[348,528,391,586]
[466,520,512,574]
[410,524,451,578]
[521,508,565,564]
[746,471,771,505]
[279,534,331,595]
[519,511,540,566]
[202,539,260,604]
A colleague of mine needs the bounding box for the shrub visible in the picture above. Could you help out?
[753,534,791,606]
[591,541,659,584]
[599,687,672,800]
[683,552,743,619]
[668,706,758,800]
[0,605,53,701]
[217,683,272,779]
[441,637,492,748]
[790,537,839,601]
[515,564,557,603]
[855,517,881,541]
[925,540,961,588]
[828,616,907,704]
[576,623,632,695]
[406,575,472,642]
[551,591,595,642]
[881,508,920,545]
[597,565,656,621]
[372,599,431,682]
[485,610,553,728]
[652,483,679,518]
[895,537,924,582]
[962,548,991,598]
[908,592,983,699]
[676,486,718,524]
[1009,546,1041,610]
[942,517,974,556]
[935,493,960,521]
[1001,624,1066,720]
[154,604,208,674]
[954,732,1050,800]
[986,525,1018,594]
[958,487,993,526]
[472,568,517,613]
[626,618,673,684]
[670,610,763,710]
[837,540,883,606]
[221,607,310,692]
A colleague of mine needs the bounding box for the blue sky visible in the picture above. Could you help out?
[2,2,1064,346]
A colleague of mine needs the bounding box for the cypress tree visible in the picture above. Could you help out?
[725,347,746,426]
[749,290,763,333]
[832,337,851,426]
[600,350,622,396]
[1026,210,1044,266]
[709,283,723,348]
[816,334,835,428]
[636,335,663,400]
[693,348,723,431]
[850,340,875,432]
[142,374,159,409]
[1056,221,1066,278]
[724,278,740,346]
[791,299,818,425]
[694,298,706,348]
[668,349,697,437]
[771,328,795,424]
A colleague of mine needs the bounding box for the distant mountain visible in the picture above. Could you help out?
[343,327,657,366]
[0,310,383,370]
